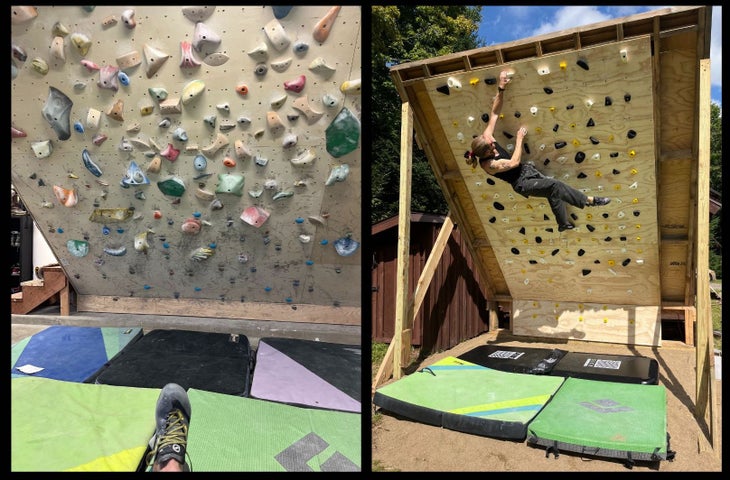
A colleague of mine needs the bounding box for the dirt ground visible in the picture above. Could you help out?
[371,331,722,472]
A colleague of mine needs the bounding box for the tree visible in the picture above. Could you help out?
[708,102,722,277]
[709,102,722,192]
[371,6,482,223]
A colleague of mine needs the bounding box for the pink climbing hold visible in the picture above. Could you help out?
[97,65,120,91]
[11,126,27,138]
[179,41,202,69]
[240,206,270,228]
[284,74,306,93]
[80,59,101,72]
[182,217,202,234]
[160,143,180,162]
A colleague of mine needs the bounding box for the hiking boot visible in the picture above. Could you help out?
[146,383,191,471]
[558,224,575,232]
[590,196,611,206]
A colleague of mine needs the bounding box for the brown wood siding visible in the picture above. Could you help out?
[371,215,490,355]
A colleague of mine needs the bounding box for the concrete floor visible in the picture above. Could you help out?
[11,304,362,348]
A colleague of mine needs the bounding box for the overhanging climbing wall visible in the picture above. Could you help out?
[389,7,711,346]
[11,6,362,326]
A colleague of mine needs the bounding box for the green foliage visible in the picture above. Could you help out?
[709,103,722,276]
[371,342,388,366]
[371,6,482,223]
[710,102,722,192]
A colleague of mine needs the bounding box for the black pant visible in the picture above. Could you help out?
[512,164,588,227]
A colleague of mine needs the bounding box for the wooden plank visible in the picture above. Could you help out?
[694,58,718,454]
[372,341,396,397]
[59,283,70,317]
[411,215,454,316]
[76,295,360,325]
[393,102,414,379]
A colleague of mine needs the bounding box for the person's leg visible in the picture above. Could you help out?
[517,177,587,228]
[146,383,192,472]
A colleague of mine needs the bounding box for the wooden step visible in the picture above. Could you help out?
[11,265,70,316]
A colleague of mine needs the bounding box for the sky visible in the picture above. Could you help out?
[478,6,722,107]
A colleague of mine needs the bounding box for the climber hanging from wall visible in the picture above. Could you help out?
[465,70,611,232]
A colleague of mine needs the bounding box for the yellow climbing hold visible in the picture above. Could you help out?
[469,77,479,86]
[559,61,567,70]
[595,171,602,177]
[608,260,615,266]
[628,149,636,157]
[632,198,639,204]
[182,79,205,105]
[586,213,593,220]
[631,168,638,175]
[603,318,608,323]
[535,127,542,134]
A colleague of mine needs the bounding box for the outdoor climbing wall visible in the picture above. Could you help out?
[11,6,362,326]
[390,7,711,346]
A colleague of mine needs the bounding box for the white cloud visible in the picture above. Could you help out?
[711,6,722,90]
[531,7,610,37]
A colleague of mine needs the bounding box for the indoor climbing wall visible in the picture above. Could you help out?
[389,8,710,346]
[11,6,362,326]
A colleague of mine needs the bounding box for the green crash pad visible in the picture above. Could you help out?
[185,388,361,471]
[373,356,566,440]
[527,376,672,464]
[11,377,159,472]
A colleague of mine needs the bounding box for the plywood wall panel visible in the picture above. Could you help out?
[418,37,661,307]
[658,47,697,152]
[11,6,362,322]
[658,157,692,237]
[512,299,661,346]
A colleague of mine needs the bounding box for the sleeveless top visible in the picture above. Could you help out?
[488,142,522,185]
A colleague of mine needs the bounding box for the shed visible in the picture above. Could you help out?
[371,213,494,353]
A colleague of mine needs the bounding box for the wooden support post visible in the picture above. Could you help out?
[393,102,414,380]
[412,215,453,318]
[694,58,718,454]
[59,283,70,316]
[372,214,454,397]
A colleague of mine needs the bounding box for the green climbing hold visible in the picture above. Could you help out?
[157,176,186,197]
[216,173,245,196]
[326,107,360,158]
[67,239,89,257]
